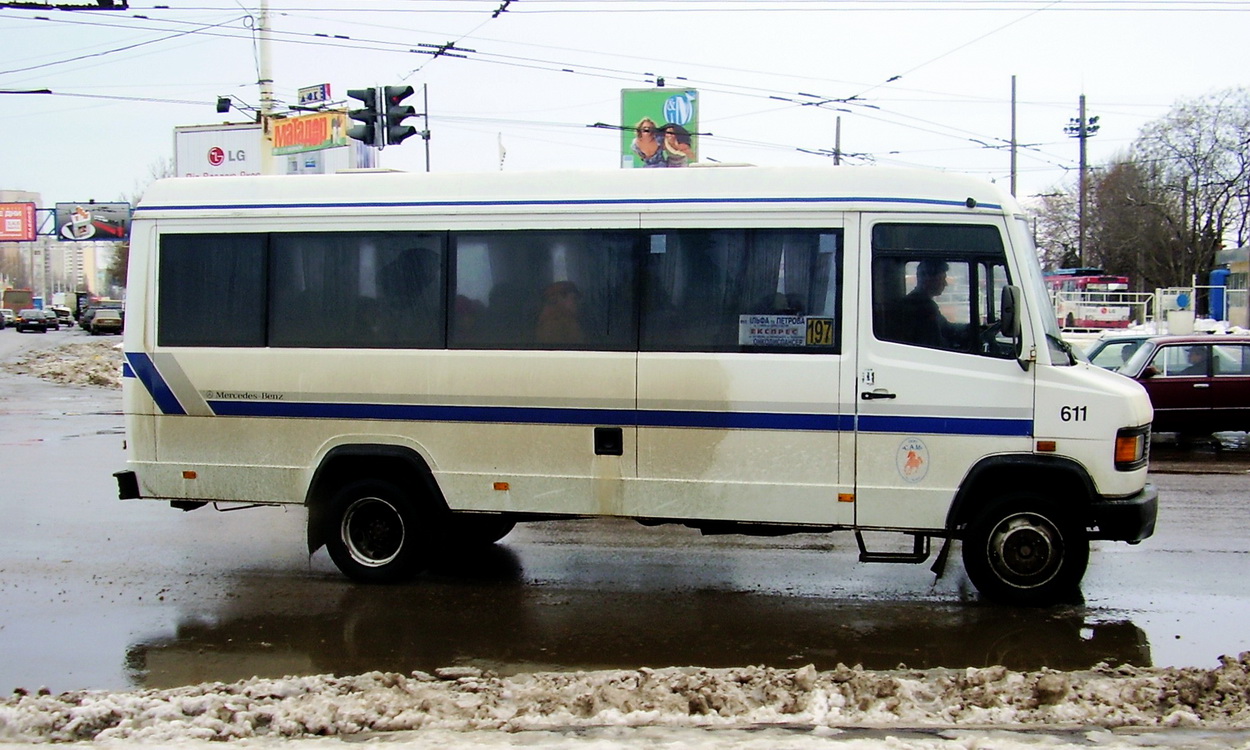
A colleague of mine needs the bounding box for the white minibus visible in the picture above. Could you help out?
[114,166,1157,604]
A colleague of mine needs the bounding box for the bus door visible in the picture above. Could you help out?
[631,226,854,527]
[854,217,1035,532]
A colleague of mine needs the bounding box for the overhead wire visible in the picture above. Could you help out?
[2,1,1218,180]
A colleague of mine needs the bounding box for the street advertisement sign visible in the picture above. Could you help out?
[620,88,698,168]
[271,111,349,156]
[0,202,36,242]
[54,202,131,242]
[174,123,264,178]
[298,83,331,107]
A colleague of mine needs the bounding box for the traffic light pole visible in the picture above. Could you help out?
[422,84,431,172]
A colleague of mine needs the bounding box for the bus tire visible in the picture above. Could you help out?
[326,479,425,583]
[961,493,1088,605]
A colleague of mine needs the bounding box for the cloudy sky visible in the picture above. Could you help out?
[2,0,1247,208]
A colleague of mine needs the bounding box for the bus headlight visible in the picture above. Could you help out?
[1114,426,1150,471]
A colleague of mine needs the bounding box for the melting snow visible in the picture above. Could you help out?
[2,338,123,389]
[2,658,1250,744]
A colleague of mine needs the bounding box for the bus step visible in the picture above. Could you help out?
[855,531,931,564]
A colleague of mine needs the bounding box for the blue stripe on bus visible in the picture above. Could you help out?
[636,410,855,432]
[200,399,1022,436]
[133,195,1001,214]
[124,352,187,416]
[857,414,1033,437]
[122,361,135,378]
[205,400,855,432]
[127,356,1027,437]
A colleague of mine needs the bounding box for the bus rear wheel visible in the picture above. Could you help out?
[326,479,425,583]
[962,494,1088,605]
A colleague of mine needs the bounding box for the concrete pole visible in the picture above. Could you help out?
[1077,94,1088,267]
[1010,76,1017,197]
[258,0,276,175]
[258,0,275,116]
[834,116,841,166]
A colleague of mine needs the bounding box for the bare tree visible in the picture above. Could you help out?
[1131,87,1250,287]
[1029,188,1080,271]
[1086,159,1184,292]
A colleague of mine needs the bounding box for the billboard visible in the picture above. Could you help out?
[620,88,698,168]
[175,121,365,178]
[0,202,36,242]
[271,111,349,156]
[54,202,131,241]
[174,123,264,178]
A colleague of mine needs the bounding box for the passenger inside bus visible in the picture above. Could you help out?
[535,280,585,345]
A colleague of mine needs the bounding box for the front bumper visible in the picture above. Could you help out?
[1089,483,1158,543]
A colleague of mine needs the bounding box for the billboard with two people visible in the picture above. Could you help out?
[620,88,698,168]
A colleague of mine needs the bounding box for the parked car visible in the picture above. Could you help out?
[1120,334,1250,435]
[0,308,14,328]
[15,308,48,333]
[41,309,60,330]
[80,304,124,331]
[89,309,123,335]
[1083,332,1156,372]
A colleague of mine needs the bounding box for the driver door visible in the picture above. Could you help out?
[854,217,1035,531]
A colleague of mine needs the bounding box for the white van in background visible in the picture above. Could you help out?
[114,166,1157,604]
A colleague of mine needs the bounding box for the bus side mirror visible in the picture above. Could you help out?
[1000,285,1022,340]
[999,285,1026,368]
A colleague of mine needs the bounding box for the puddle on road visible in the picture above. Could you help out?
[123,550,1152,690]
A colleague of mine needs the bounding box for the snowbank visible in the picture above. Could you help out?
[2,338,123,389]
[3,657,1250,743]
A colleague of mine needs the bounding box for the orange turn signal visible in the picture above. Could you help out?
[1115,434,1144,465]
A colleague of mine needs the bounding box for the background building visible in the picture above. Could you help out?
[0,189,111,303]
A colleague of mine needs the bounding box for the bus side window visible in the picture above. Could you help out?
[871,223,1012,358]
[640,229,841,353]
[158,233,267,348]
[268,232,446,349]
[448,230,638,352]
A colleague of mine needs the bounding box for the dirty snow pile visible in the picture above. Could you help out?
[3,656,1250,744]
[2,339,123,389]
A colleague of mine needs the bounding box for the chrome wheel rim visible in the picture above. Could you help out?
[341,496,405,568]
[986,512,1063,589]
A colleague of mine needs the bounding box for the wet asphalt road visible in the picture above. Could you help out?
[1,327,1249,693]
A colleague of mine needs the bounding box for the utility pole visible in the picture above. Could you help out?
[834,116,841,166]
[257,0,276,175]
[421,84,431,172]
[1065,94,1100,266]
[1010,76,1017,197]
[257,0,275,117]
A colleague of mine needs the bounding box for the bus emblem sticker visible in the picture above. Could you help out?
[897,437,929,483]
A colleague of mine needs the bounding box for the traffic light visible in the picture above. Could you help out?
[346,88,381,147]
[382,85,417,146]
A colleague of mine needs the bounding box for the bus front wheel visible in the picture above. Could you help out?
[961,494,1089,605]
[326,479,425,583]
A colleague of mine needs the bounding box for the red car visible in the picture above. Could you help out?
[1121,334,1250,435]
